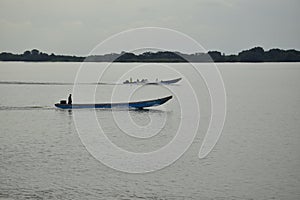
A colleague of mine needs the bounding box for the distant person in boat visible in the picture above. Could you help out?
[68,94,72,104]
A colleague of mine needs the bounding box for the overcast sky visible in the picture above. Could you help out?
[0,0,299,55]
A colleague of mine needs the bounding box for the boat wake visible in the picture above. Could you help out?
[0,105,54,111]
[0,81,74,85]
[0,81,117,85]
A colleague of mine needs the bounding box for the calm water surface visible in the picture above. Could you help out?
[0,62,299,199]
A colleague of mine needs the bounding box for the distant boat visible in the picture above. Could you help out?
[123,78,182,85]
[55,95,172,109]
[160,77,182,84]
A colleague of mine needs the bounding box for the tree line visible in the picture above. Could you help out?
[0,47,299,62]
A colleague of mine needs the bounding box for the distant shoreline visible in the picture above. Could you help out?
[1,47,300,63]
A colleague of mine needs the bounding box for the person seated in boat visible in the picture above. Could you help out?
[68,94,72,104]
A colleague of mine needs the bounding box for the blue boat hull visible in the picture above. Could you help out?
[160,77,182,84]
[55,95,172,109]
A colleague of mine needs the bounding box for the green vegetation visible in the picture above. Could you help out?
[0,49,84,62]
[0,47,299,62]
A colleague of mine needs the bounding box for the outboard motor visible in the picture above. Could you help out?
[60,100,67,104]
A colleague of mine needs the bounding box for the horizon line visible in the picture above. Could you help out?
[1,46,300,57]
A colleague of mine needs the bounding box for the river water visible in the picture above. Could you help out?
[0,62,299,199]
